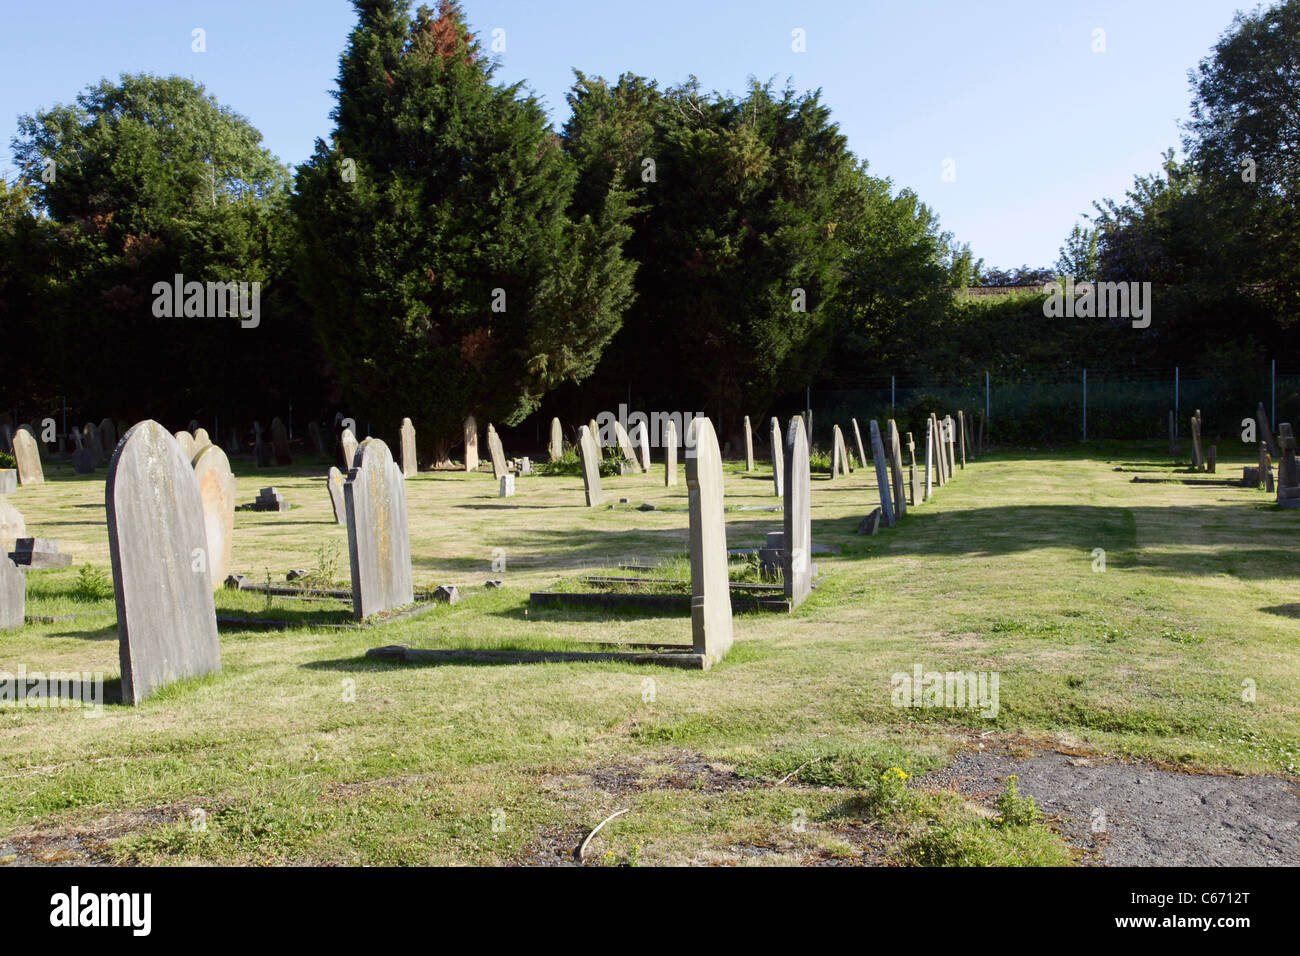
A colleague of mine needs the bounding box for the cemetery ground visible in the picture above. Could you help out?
[1,441,1297,867]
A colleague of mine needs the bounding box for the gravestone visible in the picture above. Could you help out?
[399,417,417,478]
[192,444,236,588]
[253,423,271,467]
[271,418,292,466]
[743,416,754,472]
[84,422,106,464]
[1257,403,1278,457]
[906,431,922,506]
[192,428,212,457]
[1264,449,1276,493]
[614,422,640,472]
[770,417,783,498]
[0,555,23,629]
[253,487,289,512]
[924,418,934,500]
[464,415,479,471]
[106,420,221,705]
[935,415,948,485]
[634,422,651,472]
[831,424,852,479]
[486,424,508,480]
[549,417,564,463]
[499,474,516,497]
[783,416,812,608]
[13,426,43,486]
[518,457,532,476]
[858,507,883,535]
[1207,445,1217,473]
[1190,411,1204,470]
[174,430,196,463]
[868,420,896,527]
[0,496,25,551]
[664,418,679,488]
[957,411,966,469]
[340,427,359,471]
[944,416,957,476]
[577,424,603,506]
[588,418,600,450]
[10,538,71,568]
[686,417,733,666]
[886,419,908,518]
[852,419,868,474]
[327,466,347,524]
[344,437,414,620]
[71,428,94,474]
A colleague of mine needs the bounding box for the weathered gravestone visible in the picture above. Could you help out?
[664,418,679,488]
[868,420,896,527]
[634,422,652,473]
[770,417,783,498]
[907,431,922,505]
[1257,403,1278,457]
[10,537,71,568]
[106,421,221,705]
[783,416,812,608]
[0,496,25,552]
[253,487,289,512]
[271,418,292,466]
[12,426,43,486]
[192,428,212,457]
[464,415,479,472]
[743,416,754,472]
[0,555,23,630]
[499,474,516,497]
[84,422,106,464]
[886,419,907,518]
[549,417,564,463]
[924,418,934,500]
[852,419,869,474]
[399,417,418,478]
[831,424,852,479]
[71,429,94,474]
[1276,424,1299,507]
[174,430,196,463]
[1190,411,1204,470]
[944,416,957,476]
[957,411,967,469]
[486,424,508,480]
[192,444,236,589]
[340,427,359,471]
[0,423,11,455]
[686,417,733,667]
[577,424,603,506]
[327,466,347,524]
[344,438,414,619]
[253,423,271,467]
[614,422,640,472]
[1207,445,1217,473]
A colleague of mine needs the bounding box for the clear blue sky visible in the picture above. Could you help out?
[0,0,1253,268]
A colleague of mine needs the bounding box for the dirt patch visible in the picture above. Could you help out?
[0,805,190,867]
[921,740,1300,866]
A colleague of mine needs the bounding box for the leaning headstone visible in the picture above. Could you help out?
[499,474,516,498]
[852,419,868,473]
[106,420,221,705]
[743,416,755,472]
[464,415,479,472]
[1190,411,1204,471]
[0,496,25,552]
[686,417,733,667]
[0,555,23,629]
[831,424,852,479]
[783,416,812,608]
[327,466,347,525]
[577,425,603,506]
[549,417,564,463]
[192,427,212,457]
[868,420,896,527]
[344,437,414,620]
[340,427,359,471]
[770,417,783,497]
[253,487,289,512]
[12,426,43,486]
[614,422,640,472]
[634,422,652,472]
[486,424,507,480]
[664,418,679,488]
[270,418,292,466]
[399,417,417,478]
[1257,403,1278,457]
[192,445,236,588]
[886,419,908,518]
[857,507,883,536]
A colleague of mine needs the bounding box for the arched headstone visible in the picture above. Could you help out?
[399,417,418,477]
[192,444,236,588]
[12,426,43,486]
[549,417,563,462]
[344,438,413,620]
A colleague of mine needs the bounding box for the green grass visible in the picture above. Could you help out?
[0,440,1296,865]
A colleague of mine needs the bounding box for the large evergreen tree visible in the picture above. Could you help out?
[293,0,636,462]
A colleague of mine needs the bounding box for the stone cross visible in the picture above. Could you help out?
[868,420,895,527]
[344,437,414,620]
[577,424,603,506]
[192,444,236,588]
[106,420,222,705]
[783,416,812,608]
[686,416,733,666]
[399,417,418,477]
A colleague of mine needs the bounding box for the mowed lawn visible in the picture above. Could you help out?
[1,439,1296,865]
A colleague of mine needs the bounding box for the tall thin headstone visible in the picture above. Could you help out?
[84,422,106,464]
[743,416,754,472]
[868,420,896,527]
[106,421,221,705]
[549,417,564,463]
[783,417,811,608]
[664,418,679,487]
[12,426,43,486]
[192,445,236,589]
[1190,411,1204,471]
[344,438,414,620]
[327,466,347,524]
[486,424,507,480]
[770,417,783,497]
[686,417,733,666]
[887,419,907,518]
[1256,403,1277,457]
[957,411,967,469]
[464,415,479,471]
[0,555,23,630]
[577,424,603,506]
[924,418,934,500]
[906,431,921,505]
[399,417,418,477]
[634,421,651,472]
